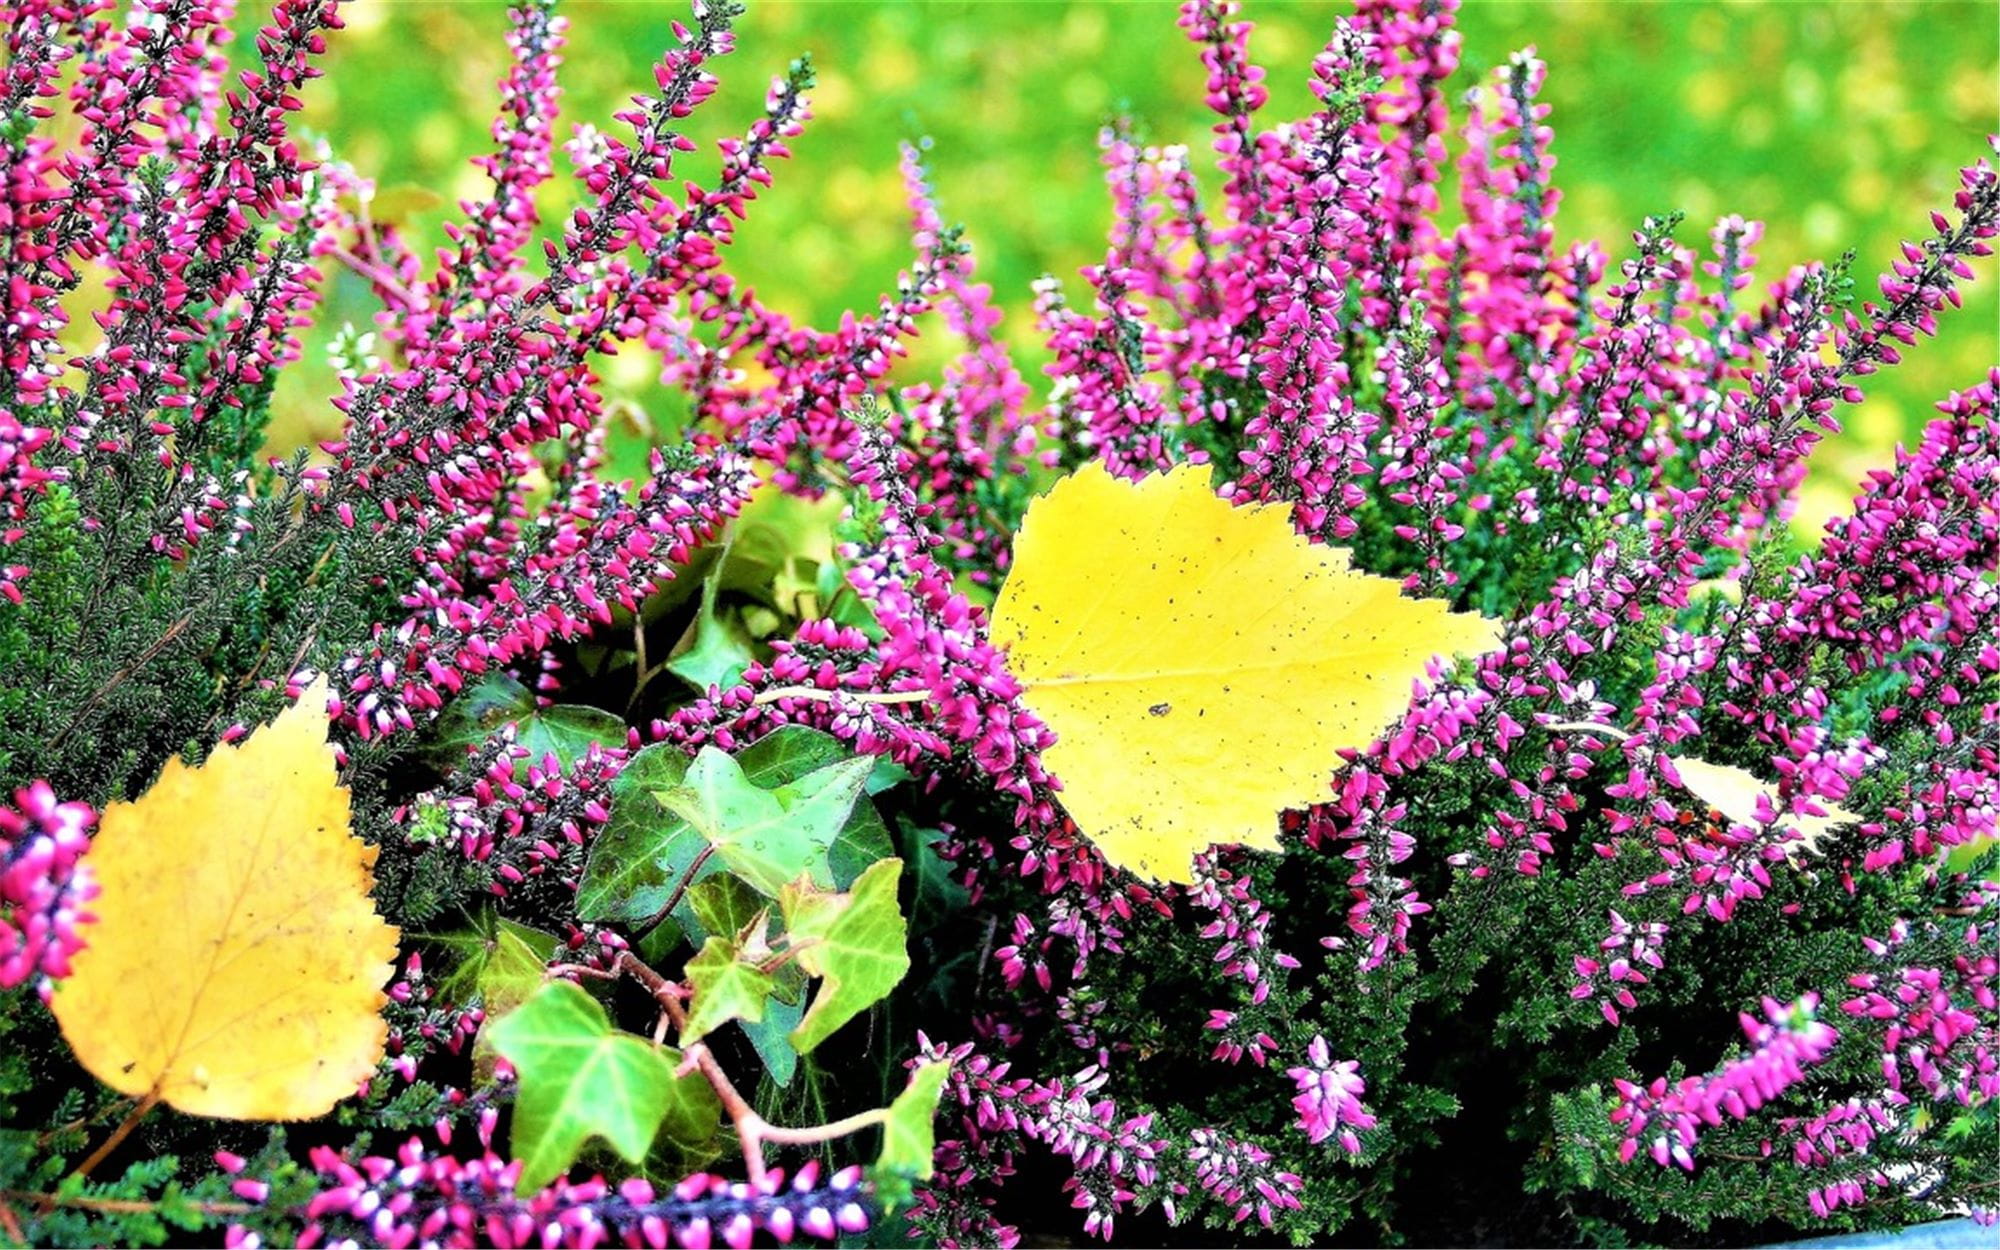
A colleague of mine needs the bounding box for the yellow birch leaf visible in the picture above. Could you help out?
[990,462,1502,883]
[51,680,399,1120]
[1669,755,1858,862]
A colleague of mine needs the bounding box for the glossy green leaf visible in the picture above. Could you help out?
[865,756,912,796]
[900,823,970,935]
[872,1060,952,1211]
[425,674,538,767]
[488,982,717,1190]
[658,747,870,898]
[687,875,767,942]
[734,727,895,887]
[428,674,625,771]
[737,996,803,1087]
[665,603,756,694]
[516,705,628,769]
[578,733,892,931]
[681,935,777,1046]
[781,858,910,1053]
[576,745,710,927]
[463,917,561,1081]
[667,518,759,695]
[479,919,558,1014]
[426,907,556,1004]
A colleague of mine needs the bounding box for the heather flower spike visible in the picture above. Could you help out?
[2,0,1998,1243]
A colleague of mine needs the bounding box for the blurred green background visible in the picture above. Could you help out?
[301,0,1998,530]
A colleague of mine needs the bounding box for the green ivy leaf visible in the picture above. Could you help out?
[781,858,910,1053]
[733,726,895,887]
[687,874,767,942]
[487,982,718,1190]
[429,674,626,770]
[681,935,777,1046]
[872,1060,952,1212]
[516,705,627,769]
[737,996,803,1087]
[478,919,559,1014]
[578,732,891,931]
[659,747,871,897]
[665,602,756,694]
[471,918,560,1080]
[425,674,536,766]
[666,519,758,695]
[900,823,970,935]
[424,907,541,1001]
[576,745,711,928]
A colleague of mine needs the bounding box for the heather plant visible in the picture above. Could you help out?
[1,0,1996,1248]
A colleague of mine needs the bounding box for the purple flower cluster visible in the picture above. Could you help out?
[1612,994,1841,1171]
[0,780,95,992]
[1841,909,1997,1110]
[224,1115,867,1250]
[2,0,342,566]
[910,1034,1332,1245]
[8,0,2000,1240]
[1285,1035,1377,1153]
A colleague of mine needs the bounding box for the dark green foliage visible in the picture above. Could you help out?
[0,453,405,806]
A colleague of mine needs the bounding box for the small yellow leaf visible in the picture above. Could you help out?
[991,462,1502,883]
[1669,755,1857,861]
[52,680,399,1120]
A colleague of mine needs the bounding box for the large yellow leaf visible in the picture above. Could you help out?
[991,462,1501,883]
[52,681,399,1120]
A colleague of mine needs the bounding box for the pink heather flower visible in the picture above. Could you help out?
[1183,1128,1304,1230]
[1612,994,1840,1171]
[9,0,2000,1237]
[239,1117,871,1249]
[0,781,97,992]
[1286,1036,1377,1153]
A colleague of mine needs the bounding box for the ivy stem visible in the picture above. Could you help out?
[750,685,929,708]
[638,843,717,937]
[609,953,885,1187]
[627,617,654,714]
[69,1091,160,1181]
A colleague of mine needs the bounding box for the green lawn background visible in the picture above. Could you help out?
[300,0,1999,532]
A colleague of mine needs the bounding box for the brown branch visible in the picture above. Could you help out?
[637,844,717,937]
[607,952,888,1188]
[0,1189,250,1218]
[69,1092,159,1181]
[50,616,194,750]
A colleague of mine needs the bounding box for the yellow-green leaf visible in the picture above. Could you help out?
[680,934,776,1046]
[51,680,399,1120]
[781,858,909,1053]
[872,1059,952,1212]
[990,462,1501,883]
